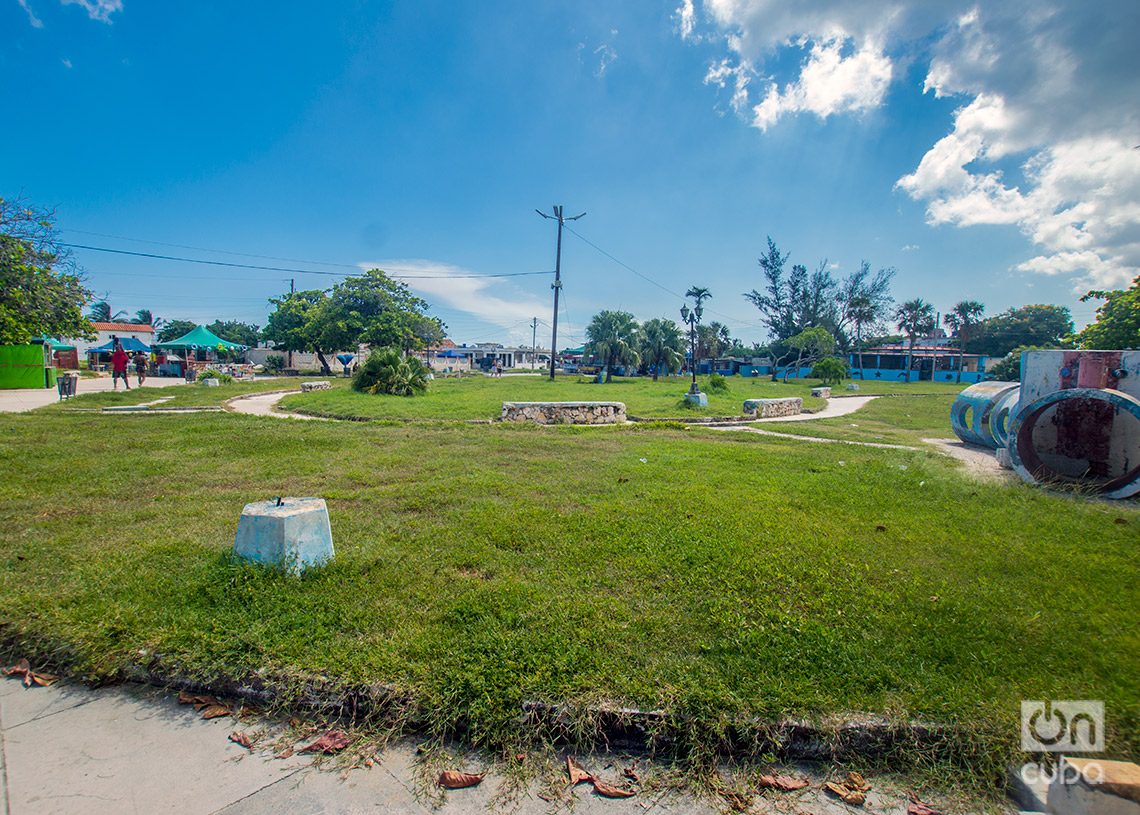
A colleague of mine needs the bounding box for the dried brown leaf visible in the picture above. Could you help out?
[299,730,351,754]
[845,771,871,792]
[177,690,197,704]
[3,658,30,677]
[757,774,808,791]
[1114,517,1128,525]
[824,781,866,804]
[592,779,635,798]
[438,771,485,789]
[622,766,640,783]
[907,791,943,815]
[229,731,253,749]
[200,704,232,720]
[567,757,593,785]
[275,746,295,759]
[30,671,58,687]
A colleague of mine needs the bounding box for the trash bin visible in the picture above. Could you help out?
[57,373,78,400]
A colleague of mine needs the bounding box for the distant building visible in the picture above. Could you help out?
[421,342,549,371]
[849,342,988,383]
[71,322,156,357]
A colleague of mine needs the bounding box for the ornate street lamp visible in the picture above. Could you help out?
[680,302,703,395]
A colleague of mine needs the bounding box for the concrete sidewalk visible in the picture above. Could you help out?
[0,376,188,413]
[0,679,961,815]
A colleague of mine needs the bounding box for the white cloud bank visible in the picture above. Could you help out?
[683,0,1140,291]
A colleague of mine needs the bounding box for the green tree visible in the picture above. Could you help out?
[638,317,684,381]
[784,325,835,381]
[207,320,260,348]
[87,300,110,322]
[321,269,445,353]
[0,234,95,345]
[847,294,877,379]
[894,298,936,377]
[696,321,732,363]
[157,319,199,343]
[585,310,640,383]
[812,357,848,384]
[262,290,333,372]
[966,304,1073,357]
[1074,276,1140,349]
[944,300,985,383]
[352,346,429,396]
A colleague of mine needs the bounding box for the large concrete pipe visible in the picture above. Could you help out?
[950,381,1020,449]
[1006,387,1140,499]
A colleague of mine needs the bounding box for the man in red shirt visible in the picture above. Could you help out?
[111,344,131,391]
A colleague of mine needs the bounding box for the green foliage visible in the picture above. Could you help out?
[207,320,260,348]
[196,368,235,384]
[745,236,895,349]
[696,321,732,361]
[966,304,1073,357]
[784,325,835,381]
[812,357,848,384]
[638,317,685,380]
[1075,276,1140,349]
[0,209,95,344]
[264,354,285,372]
[706,372,729,391]
[585,310,641,383]
[158,319,199,343]
[352,347,429,396]
[87,300,111,322]
[987,345,1054,382]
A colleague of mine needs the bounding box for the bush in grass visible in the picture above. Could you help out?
[706,372,730,391]
[352,347,429,396]
[265,354,285,373]
[812,357,848,384]
[196,368,234,384]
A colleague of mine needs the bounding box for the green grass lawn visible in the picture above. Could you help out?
[753,394,962,447]
[278,374,828,421]
[0,401,1136,786]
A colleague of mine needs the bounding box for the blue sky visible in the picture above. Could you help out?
[4,0,1138,348]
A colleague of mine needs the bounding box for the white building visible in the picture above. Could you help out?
[71,322,156,356]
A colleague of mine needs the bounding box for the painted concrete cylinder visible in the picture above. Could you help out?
[949,381,1020,448]
[684,391,709,407]
[234,497,335,574]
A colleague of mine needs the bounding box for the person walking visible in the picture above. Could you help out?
[111,344,131,391]
[132,351,148,387]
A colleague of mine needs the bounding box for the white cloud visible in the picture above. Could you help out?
[18,0,44,27]
[594,45,617,79]
[60,0,121,23]
[360,259,553,342]
[62,58,72,68]
[683,0,1140,291]
[674,0,696,39]
[750,36,892,131]
[902,244,919,251]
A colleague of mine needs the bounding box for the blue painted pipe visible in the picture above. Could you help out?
[950,381,1020,448]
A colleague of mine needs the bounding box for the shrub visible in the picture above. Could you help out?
[706,372,730,391]
[352,347,429,396]
[987,345,1053,382]
[196,368,234,384]
[812,357,848,384]
[265,354,285,372]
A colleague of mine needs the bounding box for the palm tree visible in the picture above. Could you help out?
[585,310,641,383]
[894,298,936,381]
[639,318,685,381]
[943,300,985,383]
[847,294,876,380]
[88,300,111,322]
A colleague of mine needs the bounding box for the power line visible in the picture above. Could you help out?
[63,229,363,268]
[63,243,554,279]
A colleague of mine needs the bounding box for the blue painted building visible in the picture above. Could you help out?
[849,344,989,383]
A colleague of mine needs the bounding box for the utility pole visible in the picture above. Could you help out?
[530,317,538,370]
[536,205,585,381]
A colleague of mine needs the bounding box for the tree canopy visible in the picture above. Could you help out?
[743,236,895,350]
[638,317,685,380]
[1074,276,1140,349]
[207,320,261,348]
[263,271,446,373]
[0,195,94,345]
[965,304,1073,357]
[157,319,200,343]
[585,310,640,383]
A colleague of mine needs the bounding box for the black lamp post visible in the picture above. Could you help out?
[680,303,702,394]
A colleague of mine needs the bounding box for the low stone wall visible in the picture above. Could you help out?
[502,401,626,424]
[743,397,803,418]
[811,387,831,398]
[301,380,331,392]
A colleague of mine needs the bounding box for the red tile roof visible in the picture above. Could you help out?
[91,322,155,333]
